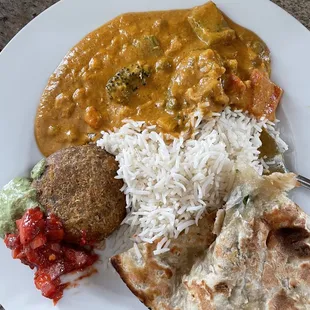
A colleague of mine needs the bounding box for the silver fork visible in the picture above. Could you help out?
[267,154,310,190]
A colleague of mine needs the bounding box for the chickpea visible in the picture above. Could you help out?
[54,93,75,118]
[88,57,101,70]
[73,88,86,102]
[47,125,60,136]
[110,35,127,49]
[54,93,68,109]
[64,128,78,142]
[84,106,103,129]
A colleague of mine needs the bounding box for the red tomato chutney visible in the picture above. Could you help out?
[4,207,98,303]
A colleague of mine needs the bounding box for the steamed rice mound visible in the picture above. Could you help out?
[32,145,126,245]
[97,107,288,254]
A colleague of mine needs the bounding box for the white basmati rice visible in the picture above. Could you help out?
[97,107,287,255]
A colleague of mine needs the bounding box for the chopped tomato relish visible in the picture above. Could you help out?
[4,207,98,304]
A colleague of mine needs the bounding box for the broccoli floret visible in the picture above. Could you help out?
[106,62,151,104]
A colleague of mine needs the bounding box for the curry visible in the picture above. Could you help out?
[35,2,282,156]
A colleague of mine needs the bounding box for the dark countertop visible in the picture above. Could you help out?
[0,0,309,309]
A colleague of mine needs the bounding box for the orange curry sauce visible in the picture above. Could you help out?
[35,2,282,156]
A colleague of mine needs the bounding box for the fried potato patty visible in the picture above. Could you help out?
[33,145,126,245]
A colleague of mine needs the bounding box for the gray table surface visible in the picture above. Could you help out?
[0,0,309,309]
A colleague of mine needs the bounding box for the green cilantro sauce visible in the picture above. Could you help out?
[0,159,46,237]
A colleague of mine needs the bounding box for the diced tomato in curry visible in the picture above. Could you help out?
[249,69,283,120]
[4,208,98,304]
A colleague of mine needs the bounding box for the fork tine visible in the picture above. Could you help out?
[296,175,310,190]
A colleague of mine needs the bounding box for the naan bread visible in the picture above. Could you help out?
[112,172,310,309]
[111,212,217,309]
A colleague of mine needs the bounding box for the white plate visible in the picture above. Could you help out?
[0,0,310,309]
